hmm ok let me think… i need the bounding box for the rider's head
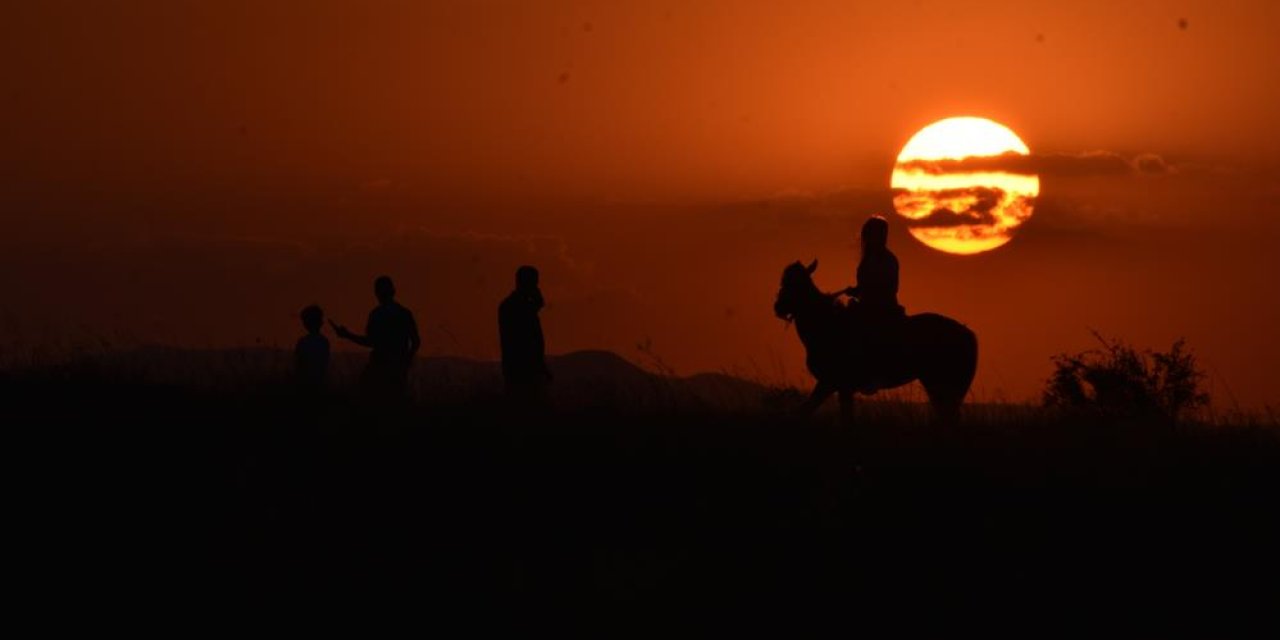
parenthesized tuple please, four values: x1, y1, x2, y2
(515, 265, 540, 291)
(861, 215, 889, 252)
(374, 275, 396, 304)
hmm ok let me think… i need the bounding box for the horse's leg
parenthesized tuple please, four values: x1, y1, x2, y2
(931, 399, 960, 427)
(798, 381, 834, 416)
(836, 388, 867, 471)
(837, 389, 854, 427)
(923, 380, 962, 427)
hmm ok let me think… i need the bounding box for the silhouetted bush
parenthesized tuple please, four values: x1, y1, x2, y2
(1043, 332, 1209, 423)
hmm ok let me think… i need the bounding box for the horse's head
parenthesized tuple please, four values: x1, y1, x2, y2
(774, 259, 820, 321)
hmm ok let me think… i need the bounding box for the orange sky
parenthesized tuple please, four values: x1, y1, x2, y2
(2, 1, 1278, 408)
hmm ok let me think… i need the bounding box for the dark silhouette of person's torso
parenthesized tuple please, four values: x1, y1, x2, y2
(850, 247, 905, 389)
(366, 301, 417, 370)
(330, 277, 419, 401)
(498, 290, 548, 386)
(294, 333, 330, 388)
(855, 248, 900, 315)
(359, 301, 418, 401)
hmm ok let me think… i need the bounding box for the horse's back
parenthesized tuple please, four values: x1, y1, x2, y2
(903, 312, 978, 402)
(906, 311, 973, 338)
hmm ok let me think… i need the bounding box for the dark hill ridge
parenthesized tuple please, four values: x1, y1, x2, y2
(46, 345, 777, 411)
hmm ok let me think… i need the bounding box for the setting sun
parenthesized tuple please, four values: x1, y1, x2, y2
(891, 117, 1040, 255)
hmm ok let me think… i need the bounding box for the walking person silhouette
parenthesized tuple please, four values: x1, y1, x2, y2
(331, 275, 421, 402)
(499, 265, 551, 406)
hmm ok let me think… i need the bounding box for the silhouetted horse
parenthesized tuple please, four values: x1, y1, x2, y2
(773, 260, 977, 425)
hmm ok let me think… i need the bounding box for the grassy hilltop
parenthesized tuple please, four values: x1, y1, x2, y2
(7, 347, 1278, 625)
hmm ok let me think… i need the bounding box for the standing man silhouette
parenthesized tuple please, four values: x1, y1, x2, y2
(499, 265, 551, 404)
(331, 275, 421, 401)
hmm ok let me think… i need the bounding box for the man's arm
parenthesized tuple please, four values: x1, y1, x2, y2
(328, 320, 373, 348)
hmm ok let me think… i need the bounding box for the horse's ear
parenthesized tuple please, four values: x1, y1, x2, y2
(806, 259, 818, 274)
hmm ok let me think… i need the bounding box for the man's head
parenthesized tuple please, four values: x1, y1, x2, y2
(515, 265, 539, 291)
(300, 305, 324, 333)
(861, 215, 889, 251)
(374, 275, 396, 303)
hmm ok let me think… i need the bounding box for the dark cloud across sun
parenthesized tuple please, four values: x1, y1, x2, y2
(895, 151, 1178, 178)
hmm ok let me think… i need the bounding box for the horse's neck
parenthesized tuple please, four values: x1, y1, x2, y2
(794, 299, 838, 348)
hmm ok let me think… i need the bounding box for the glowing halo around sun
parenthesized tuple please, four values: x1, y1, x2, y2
(890, 117, 1040, 255)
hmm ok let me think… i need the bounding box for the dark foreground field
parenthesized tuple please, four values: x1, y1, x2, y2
(9, 365, 1279, 629)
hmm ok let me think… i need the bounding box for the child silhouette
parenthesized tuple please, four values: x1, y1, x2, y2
(295, 304, 330, 390)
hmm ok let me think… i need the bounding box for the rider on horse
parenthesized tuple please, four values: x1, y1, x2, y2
(842, 216, 905, 392)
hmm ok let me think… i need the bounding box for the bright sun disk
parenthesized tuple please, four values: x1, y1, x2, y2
(890, 116, 1040, 255)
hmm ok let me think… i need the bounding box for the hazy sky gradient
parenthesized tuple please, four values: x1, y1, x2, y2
(2, 1, 1278, 408)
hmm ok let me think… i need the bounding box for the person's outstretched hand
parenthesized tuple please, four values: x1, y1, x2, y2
(328, 320, 352, 339)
